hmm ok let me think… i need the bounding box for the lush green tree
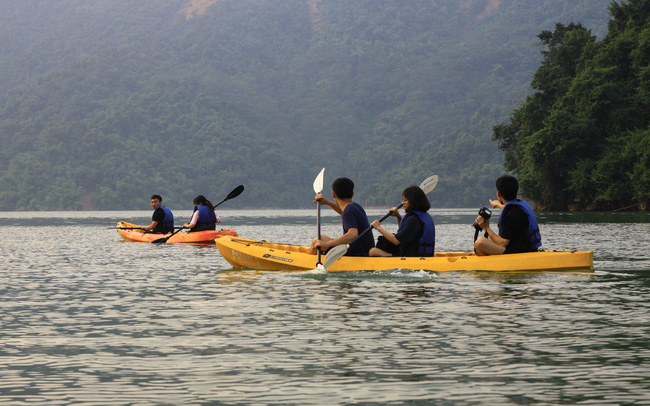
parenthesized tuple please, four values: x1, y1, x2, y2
(493, 0, 650, 210)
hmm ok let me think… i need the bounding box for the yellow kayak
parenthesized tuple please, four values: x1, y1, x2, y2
(215, 236, 593, 272)
(117, 221, 237, 244)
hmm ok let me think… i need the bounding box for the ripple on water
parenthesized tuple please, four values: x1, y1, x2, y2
(0, 211, 649, 404)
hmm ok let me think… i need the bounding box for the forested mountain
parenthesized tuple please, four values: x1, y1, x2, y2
(493, 0, 650, 211)
(0, 0, 611, 210)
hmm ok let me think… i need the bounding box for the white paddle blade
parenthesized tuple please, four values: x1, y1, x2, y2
(313, 168, 325, 194)
(419, 175, 439, 194)
(322, 244, 348, 270)
(307, 263, 328, 274)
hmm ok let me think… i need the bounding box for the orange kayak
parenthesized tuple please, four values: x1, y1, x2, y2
(116, 221, 237, 244)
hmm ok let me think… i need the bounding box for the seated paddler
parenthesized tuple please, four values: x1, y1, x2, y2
(474, 175, 542, 256)
(310, 177, 375, 256)
(369, 185, 435, 257)
(183, 195, 221, 232)
(141, 194, 175, 234)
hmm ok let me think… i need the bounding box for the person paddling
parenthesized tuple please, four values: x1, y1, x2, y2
(310, 177, 375, 257)
(183, 195, 221, 232)
(369, 186, 435, 257)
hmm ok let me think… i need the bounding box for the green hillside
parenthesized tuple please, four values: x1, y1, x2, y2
(0, 0, 611, 210)
(494, 0, 650, 210)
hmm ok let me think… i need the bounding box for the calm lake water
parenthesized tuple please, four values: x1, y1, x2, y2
(1, 208, 649, 405)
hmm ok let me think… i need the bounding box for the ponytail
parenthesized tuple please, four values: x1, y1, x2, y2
(193, 195, 214, 211)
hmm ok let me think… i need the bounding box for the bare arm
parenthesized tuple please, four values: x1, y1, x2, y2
(316, 228, 358, 250)
(489, 199, 504, 209)
(183, 211, 200, 229)
(315, 193, 342, 215)
(141, 221, 158, 231)
(371, 220, 399, 245)
(476, 216, 509, 247)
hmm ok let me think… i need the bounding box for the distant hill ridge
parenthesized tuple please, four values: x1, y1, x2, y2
(0, 0, 612, 210)
(181, 0, 219, 19)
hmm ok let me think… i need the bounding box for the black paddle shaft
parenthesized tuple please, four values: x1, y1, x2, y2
(352, 202, 404, 244)
(214, 185, 244, 208)
(152, 226, 185, 244)
(316, 200, 322, 265)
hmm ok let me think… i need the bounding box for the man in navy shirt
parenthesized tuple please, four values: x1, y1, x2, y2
(310, 177, 375, 256)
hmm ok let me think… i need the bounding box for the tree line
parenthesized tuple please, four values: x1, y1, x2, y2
(493, 0, 650, 210)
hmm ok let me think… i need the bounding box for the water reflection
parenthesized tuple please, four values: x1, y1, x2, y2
(0, 210, 649, 404)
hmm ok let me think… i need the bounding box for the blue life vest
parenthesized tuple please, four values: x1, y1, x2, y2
(159, 206, 174, 231)
(497, 200, 542, 250)
(194, 205, 217, 231)
(400, 210, 436, 256)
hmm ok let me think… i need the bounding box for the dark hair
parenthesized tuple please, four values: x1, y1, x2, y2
(402, 186, 430, 212)
(151, 194, 162, 202)
(332, 177, 354, 199)
(496, 175, 518, 201)
(193, 195, 215, 211)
